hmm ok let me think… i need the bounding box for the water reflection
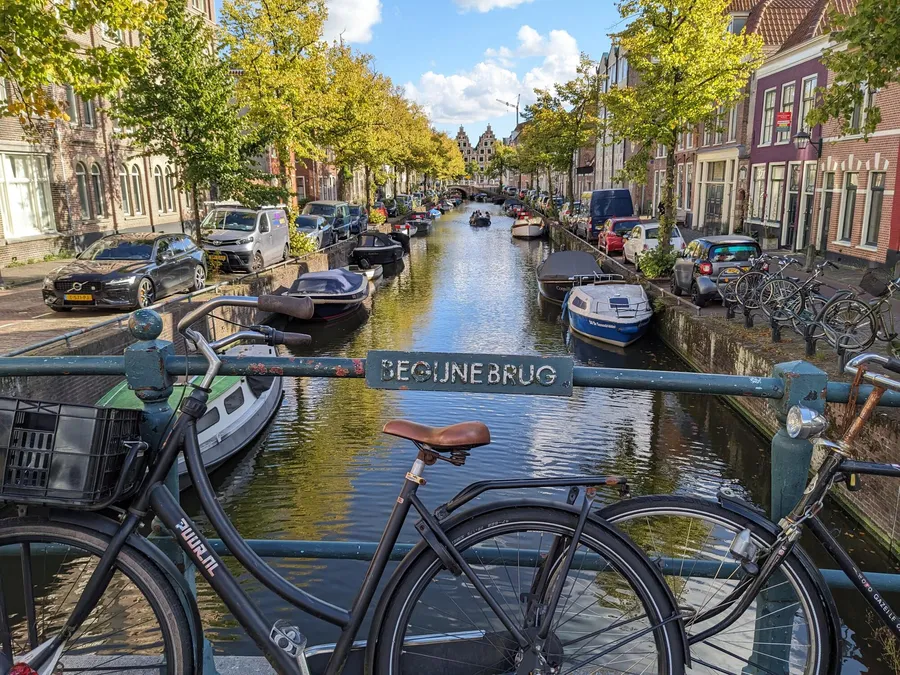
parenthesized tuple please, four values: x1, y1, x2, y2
(186, 203, 896, 671)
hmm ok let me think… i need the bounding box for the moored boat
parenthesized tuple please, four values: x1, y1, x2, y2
(563, 275, 653, 347)
(351, 231, 404, 266)
(511, 214, 545, 239)
(97, 344, 282, 489)
(287, 268, 369, 320)
(392, 221, 418, 237)
(536, 250, 602, 303)
(343, 263, 383, 282)
(406, 213, 433, 234)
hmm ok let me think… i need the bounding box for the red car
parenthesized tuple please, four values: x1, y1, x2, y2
(372, 201, 388, 220)
(597, 217, 642, 254)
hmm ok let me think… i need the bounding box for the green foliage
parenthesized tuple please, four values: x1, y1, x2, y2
(807, 0, 900, 138)
(0, 0, 162, 128)
(369, 208, 386, 225)
(464, 160, 480, 178)
(637, 247, 678, 278)
(485, 141, 517, 184)
(289, 229, 318, 257)
(397, 202, 409, 216)
(602, 0, 763, 254)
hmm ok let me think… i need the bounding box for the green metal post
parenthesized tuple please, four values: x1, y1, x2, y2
(744, 360, 827, 674)
(124, 310, 219, 675)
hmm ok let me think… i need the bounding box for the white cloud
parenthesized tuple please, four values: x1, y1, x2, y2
(455, 0, 535, 12)
(323, 0, 382, 44)
(404, 26, 580, 125)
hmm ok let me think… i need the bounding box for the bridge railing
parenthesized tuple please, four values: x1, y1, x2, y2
(0, 312, 897, 672)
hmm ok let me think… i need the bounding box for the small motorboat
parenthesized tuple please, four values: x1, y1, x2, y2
(428, 208, 442, 219)
(97, 344, 282, 490)
(511, 213, 545, 239)
(287, 268, 369, 320)
(470, 213, 491, 227)
(563, 275, 653, 347)
(393, 220, 418, 237)
(536, 250, 602, 303)
(343, 263, 383, 282)
(406, 213, 433, 234)
(352, 231, 404, 266)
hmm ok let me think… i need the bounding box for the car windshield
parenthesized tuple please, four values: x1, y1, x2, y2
(643, 227, 680, 241)
(349, 206, 362, 216)
(710, 243, 761, 262)
(201, 209, 257, 232)
(295, 216, 321, 231)
(304, 203, 336, 217)
(611, 220, 639, 234)
(80, 237, 154, 261)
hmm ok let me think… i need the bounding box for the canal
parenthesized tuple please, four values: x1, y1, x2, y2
(186, 202, 898, 672)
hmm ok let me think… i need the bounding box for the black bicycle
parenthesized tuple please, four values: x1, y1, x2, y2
(602, 352, 900, 674)
(0, 294, 687, 675)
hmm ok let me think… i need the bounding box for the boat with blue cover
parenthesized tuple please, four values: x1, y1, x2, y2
(563, 275, 653, 347)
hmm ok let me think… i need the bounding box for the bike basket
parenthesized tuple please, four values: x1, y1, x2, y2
(860, 267, 892, 297)
(0, 398, 145, 509)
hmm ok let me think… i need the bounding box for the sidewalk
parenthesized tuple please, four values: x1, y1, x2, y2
(0, 258, 76, 289)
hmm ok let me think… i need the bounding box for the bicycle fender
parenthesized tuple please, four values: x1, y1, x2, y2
(717, 496, 842, 675)
(50, 509, 205, 674)
(364, 498, 690, 672)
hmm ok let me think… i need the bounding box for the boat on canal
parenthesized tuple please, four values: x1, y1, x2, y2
(406, 213, 433, 234)
(536, 250, 602, 303)
(511, 213, 545, 239)
(351, 231, 405, 267)
(470, 212, 491, 227)
(343, 263, 383, 282)
(392, 220, 418, 237)
(97, 343, 282, 489)
(286, 268, 369, 320)
(562, 275, 653, 347)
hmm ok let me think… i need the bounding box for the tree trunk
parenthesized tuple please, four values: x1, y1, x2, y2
(660, 148, 677, 255)
(567, 155, 575, 205)
(278, 156, 289, 191)
(546, 167, 552, 197)
(364, 165, 371, 208)
(191, 183, 201, 242)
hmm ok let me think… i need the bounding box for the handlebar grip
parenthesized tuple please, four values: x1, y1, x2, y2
(884, 357, 900, 375)
(271, 330, 312, 347)
(828, 261, 840, 269)
(258, 295, 314, 320)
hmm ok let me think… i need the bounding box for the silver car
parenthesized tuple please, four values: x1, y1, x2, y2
(201, 205, 290, 272)
(295, 214, 334, 249)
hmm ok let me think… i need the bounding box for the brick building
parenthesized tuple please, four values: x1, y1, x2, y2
(0, 0, 216, 266)
(455, 125, 497, 173)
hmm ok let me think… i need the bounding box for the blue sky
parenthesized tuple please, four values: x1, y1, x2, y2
(216, 0, 619, 140)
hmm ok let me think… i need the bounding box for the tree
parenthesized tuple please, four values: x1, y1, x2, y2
(0, 0, 162, 128)
(221, 0, 329, 186)
(115, 0, 265, 238)
(516, 122, 555, 193)
(464, 160, 480, 179)
(807, 0, 900, 138)
(485, 140, 517, 186)
(602, 0, 762, 264)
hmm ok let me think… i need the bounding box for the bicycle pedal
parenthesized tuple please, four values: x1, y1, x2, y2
(270, 621, 311, 674)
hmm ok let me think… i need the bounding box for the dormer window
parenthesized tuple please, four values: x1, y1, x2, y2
(728, 14, 748, 34)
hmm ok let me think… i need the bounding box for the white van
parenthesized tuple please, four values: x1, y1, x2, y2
(201, 205, 290, 272)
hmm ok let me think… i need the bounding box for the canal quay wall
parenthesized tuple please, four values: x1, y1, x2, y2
(549, 223, 900, 552)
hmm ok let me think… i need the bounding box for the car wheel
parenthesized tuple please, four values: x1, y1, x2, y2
(283, 244, 290, 262)
(690, 282, 707, 308)
(137, 278, 155, 308)
(50, 306, 73, 312)
(251, 251, 264, 272)
(189, 264, 206, 292)
(670, 275, 683, 296)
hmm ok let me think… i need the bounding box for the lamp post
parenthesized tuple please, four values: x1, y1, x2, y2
(792, 131, 822, 158)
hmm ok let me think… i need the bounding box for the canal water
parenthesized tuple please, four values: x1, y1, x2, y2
(187, 202, 898, 672)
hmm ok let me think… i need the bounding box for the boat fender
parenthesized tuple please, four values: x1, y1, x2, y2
(560, 290, 571, 322)
(248, 375, 275, 397)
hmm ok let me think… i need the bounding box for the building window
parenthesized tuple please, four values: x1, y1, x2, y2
(766, 165, 786, 222)
(760, 88, 776, 146)
(75, 162, 91, 219)
(776, 83, 795, 144)
(750, 165, 766, 219)
(728, 106, 738, 142)
(676, 163, 684, 209)
(154, 166, 164, 214)
(164, 166, 175, 212)
(656, 144, 665, 158)
(715, 106, 726, 145)
(676, 130, 684, 151)
(799, 76, 817, 134)
(66, 86, 80, 125)
(864, 172, 886, 247)
(83, 98, 95, 127)
(729, 14, 748, 33)
(686, 166, 693, 209)
(840, 172, 858, 241)
(0, 77, 7, 104)
(91, 164, 104, 217)
(119, 165, 132, 216)
(130, 165, 144, 215)
(686, 126, 694, 150)
(703, 121, 713, 147)
(0, 153, 56, 239)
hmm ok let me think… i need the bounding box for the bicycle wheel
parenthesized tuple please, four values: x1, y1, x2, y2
(716, 276, 738, 305)
(759, 278, 803, 323)
(819, 298, 877, 351)
(601, 496, 837, 675)
(374, 505, 686, 674)
(792, 293, 828, 339)
(734, 272, 767, 309)
(0, 517, 193, 673)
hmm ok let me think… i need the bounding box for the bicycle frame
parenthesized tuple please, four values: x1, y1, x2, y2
(28, 386, 633, 675)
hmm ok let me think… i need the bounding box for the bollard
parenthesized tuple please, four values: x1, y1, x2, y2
(804, 323, 817, 357)
(744, 304, 754, 328)
(770, 315, 781, 343)
(725, 300, 736, 320)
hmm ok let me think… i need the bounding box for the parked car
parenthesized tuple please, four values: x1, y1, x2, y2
(672, 235, 762, 306)
(349, 205, 369, 235)
(303, 200, 352, 240)
(43, 232, 206, 312)
(622, 222, 685, 266)
(372, 201, 389, 220)
(382, 199, 399, 217)
(597, 217, 642, 254)
(295, 214, 334, 249)
(580, 189, 635, 241)
(201, 204, 290, 272)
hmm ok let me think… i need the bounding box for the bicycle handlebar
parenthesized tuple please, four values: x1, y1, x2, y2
(845, 354, 900, 391)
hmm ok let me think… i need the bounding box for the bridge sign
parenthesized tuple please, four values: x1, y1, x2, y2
(366, 351, 574, 397)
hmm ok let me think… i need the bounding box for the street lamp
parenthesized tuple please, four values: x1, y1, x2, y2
(792, 130, 822, 157)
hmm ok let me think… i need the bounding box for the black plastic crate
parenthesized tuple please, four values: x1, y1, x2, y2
(0, 398, 145, 509)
